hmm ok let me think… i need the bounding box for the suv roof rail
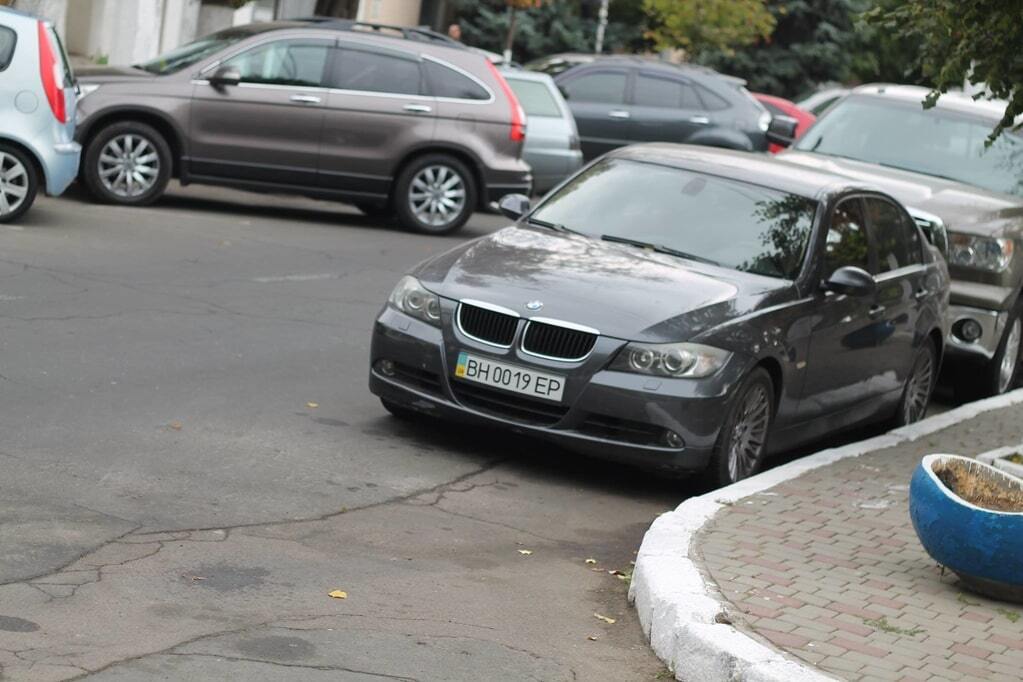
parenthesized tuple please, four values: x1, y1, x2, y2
(293, 16, 465, 49)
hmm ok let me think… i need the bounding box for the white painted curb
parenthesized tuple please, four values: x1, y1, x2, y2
(629, 389, 1023, 681)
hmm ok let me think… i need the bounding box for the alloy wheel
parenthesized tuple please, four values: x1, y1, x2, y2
(902, 346, 934, 424)
(998, 317, 1021, 393)
(727, 384, 770, 482)
(0, 152, 29, 217)
(98, 134, 160, 198)
(408, 165, 466, 228)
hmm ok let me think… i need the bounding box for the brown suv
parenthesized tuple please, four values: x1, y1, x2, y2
(73, 20, 531, 234)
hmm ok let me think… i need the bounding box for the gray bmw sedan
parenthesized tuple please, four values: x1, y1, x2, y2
(369, 145, 950, 486)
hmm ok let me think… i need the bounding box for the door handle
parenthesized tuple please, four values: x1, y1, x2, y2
(868, 304, 887, 319)
(914, 288, 930, 301)
(403, 103, 433, 113)
(290, 94, 322, 104)
(688, 115, 710, 125)
(608, 109, 631, 119)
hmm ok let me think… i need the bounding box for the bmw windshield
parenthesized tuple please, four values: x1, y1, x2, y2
(529, 158, 818, 280)
(796, 95, 1023, 198)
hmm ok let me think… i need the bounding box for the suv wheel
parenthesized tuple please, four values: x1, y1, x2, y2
(956, 309, 1022, 401)
(394, 154, 476, 235)
(0, 145, 38, 223)
(83, 121, 171, 206)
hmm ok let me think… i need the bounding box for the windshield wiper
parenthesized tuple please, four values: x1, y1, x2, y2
(527, 216, 572, 233)
(600, 234, 719, 266)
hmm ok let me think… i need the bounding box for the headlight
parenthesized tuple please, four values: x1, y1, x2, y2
(388, 276, 441, 326)
(609, 341, 731, 378)
(949, 234, 1014, 272)
(758, 110, 771, 132)
(77, 83, 101, 99)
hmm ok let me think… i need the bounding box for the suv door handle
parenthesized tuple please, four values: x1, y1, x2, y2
(914, 288, 930, 301)
(290, 94, 322, 104)
(868, 304, 887, 319)
(403, 103, 433, 113)
(608, 109, 631, 119)
(688, 115, 710, 125)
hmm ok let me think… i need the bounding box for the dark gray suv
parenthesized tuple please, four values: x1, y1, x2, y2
(74, 20, 532, 234)
(552, 58, 770, 160)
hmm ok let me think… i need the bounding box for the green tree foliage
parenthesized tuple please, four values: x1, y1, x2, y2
(849, 0, 927, 86)
(454, 0, 647, 63)
(867, 0, 1023, 141)
(643, 0, 775, 56)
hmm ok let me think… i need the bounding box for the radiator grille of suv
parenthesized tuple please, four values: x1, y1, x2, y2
(522, 321, 597, 361)
(457, 303, 518, 347)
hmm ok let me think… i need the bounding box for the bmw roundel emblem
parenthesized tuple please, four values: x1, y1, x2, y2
(525, 300, 544, 311)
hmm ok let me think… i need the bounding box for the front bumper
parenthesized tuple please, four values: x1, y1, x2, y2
(368, 307, 737, 472)
(945, 305, 1007, 361)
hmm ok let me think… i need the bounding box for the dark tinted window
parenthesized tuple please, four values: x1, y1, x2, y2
(633, 74, 704, 110)
(562, 71, 627, 104)
(225, 40, 329, 87)
(531, 159, 818, 280)
(506, 78, 561, 117)
(825, 199, 870, 276)
(697, 85, 730, 111)
(423, 60, 488, 100)
(865, 198, 922, 272)
(0, 27, 15, 72)
(333, 48, 421, 95)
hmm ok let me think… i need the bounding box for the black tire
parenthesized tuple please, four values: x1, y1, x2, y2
(393, 154, 476, 235)
(355, 202, 393, 219)
(0, 144, 39, 223)
(82, 121, 172, 206)
(892, 338, 937, 427)
(703, 368, 774, 489)
(380, 398, 419, 421)
(959, 308, 1023, 401)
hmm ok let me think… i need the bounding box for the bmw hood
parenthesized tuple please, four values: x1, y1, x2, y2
(413, 226, 783, 343)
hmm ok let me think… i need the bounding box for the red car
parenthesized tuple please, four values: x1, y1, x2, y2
(753, 93, 816, 154)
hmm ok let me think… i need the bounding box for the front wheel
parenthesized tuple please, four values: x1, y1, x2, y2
(393, 154, 476, 235)
(703, 368, 774, 489)
(0, 145, 38, 223)
(82, 121, 172, 206)
(893, 339, 937, 427)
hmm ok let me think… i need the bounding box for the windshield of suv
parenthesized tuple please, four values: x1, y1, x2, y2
(796, 95, 1023, 197)
(135, 28, 254, 75)
(530, 159, 818, 280)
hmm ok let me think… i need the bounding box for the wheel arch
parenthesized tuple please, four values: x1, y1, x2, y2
(392, 144, 486, 209)
(0, 135, 46, 187)
(78, 108, 185, 178)
(754, 355, 784, 415)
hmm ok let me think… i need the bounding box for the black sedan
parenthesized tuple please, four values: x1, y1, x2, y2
(369, 145, 950, 486)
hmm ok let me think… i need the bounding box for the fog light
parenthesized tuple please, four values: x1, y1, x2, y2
(664, 430, 684, 448)
(956, 319, 983, 342)
(378, 359, 396, 377)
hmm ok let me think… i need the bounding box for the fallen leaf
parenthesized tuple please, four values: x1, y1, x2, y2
(306, 402, 319, 409)
(168, 421, 183, 431)
(585, 558, 597, 565)
(593, 613, 616, 625)
(587, 635, 598, 641)
(328, 589, 347, 599)
(517, 549, 533, 556)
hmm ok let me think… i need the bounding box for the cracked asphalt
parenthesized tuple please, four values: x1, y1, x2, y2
(0, 184, 682, 681)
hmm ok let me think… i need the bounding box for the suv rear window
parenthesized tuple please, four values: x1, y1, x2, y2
(423, 60, 489, 100)
(0, 26, 16, 72)
(506, 78, 560, 117)
(333, 48, 422, 95)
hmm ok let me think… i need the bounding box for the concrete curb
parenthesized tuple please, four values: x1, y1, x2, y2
(629, 389, 1023, 681)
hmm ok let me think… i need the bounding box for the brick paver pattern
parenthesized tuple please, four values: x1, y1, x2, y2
(698, 404, 1023, 681)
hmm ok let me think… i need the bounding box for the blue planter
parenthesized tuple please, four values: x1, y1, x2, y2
(909, 454, 1023, 603)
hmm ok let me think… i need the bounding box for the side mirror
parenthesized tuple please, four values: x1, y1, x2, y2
(498, 193, 531, 221)
(209, 66, 241, 88)
(823, 266, 876, 297)
(766, 115, 799, 148)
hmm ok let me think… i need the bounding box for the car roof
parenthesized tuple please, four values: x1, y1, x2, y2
(851, 83, 1010, 121)
(607, 144, 878, 199)
(565, 56, 739, 82)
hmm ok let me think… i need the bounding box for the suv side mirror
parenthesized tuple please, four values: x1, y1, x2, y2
(498, 193, 531, 220)
(823, 266, 876, 297)
(209, 66, 241, 88)
(766, 115, 799, 148)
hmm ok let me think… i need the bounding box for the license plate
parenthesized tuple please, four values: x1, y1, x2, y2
(454, 352, 565, 402)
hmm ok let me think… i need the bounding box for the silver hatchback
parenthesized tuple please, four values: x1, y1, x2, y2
(503, 70, 582, 194)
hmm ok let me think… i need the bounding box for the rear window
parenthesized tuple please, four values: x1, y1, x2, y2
(333, 48, 422, 95)
(423, 60, 489, 100)
(0, 26, 16, 72)
(506, 78, 560, 117)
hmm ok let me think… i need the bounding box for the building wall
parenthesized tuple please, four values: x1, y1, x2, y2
(11, 0, 67, 35)
(356, 0, 421, 26)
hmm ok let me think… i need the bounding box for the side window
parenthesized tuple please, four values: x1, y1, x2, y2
(562, 71, 627, 104)
(332, 48, 422, 95)
(824, 199, 870, 277)
(506, 79, 561, 117)
(633, 74, 705, 110)
(864, 198, 923, 272)
(423, 60, 488, 100)
(223, 40, 329, 87)
(696, 85, 730, 111)
(0, 26, 16, 72)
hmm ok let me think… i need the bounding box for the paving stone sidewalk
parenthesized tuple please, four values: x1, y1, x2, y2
(697, 403, 1023, 681)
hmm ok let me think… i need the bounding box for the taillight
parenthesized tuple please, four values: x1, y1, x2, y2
(37, 21, 66, 124)
(486, 61, 526, 143)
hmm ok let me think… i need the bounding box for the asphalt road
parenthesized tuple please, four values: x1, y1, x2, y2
(0, 184, 681, 681)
